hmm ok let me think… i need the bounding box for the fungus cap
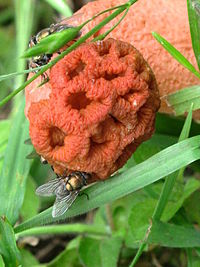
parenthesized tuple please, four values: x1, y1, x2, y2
(26, 39, 160, 181)
(72, 0, 200, 119)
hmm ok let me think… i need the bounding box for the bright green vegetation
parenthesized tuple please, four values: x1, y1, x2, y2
(0, 0, 200, 266)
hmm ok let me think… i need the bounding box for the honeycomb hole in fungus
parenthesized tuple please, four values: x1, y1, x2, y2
(68, 61, 86, 79)
(49, 127, 66, 148)
(67, 92, 92, 110)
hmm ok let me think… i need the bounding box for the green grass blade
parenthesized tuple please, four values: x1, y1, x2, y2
(186, 248, 194, 267)
(0, 255, 5, 267)
(148, 220, 200, 248)
(0, 120, 10, 171)
(0, 67, 43, 82)
(152, 32, 200, 79)
(129, 105, 193, 266)
(0, 100, 32, 225)
(187, 0, 200, 70)
(44, 0, 72, 17)
(15, 224, 109, 239)
(15, 136, 200, 233)
(14, 0, 36, 108)
(167, 85, 200, 116)
(153, 104, 193, 217)
(0, 216, 21, 266)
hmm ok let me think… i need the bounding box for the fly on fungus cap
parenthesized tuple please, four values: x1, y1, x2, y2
(27, 39, 160, 181)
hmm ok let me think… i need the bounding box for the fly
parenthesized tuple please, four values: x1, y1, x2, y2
(28, 14, 82, 71)
(36, 171, 90, 217)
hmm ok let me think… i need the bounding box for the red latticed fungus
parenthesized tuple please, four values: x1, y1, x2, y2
(26, 38, 160, 182)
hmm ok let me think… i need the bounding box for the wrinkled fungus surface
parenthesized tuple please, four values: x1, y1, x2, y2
(72, 0, 200, 118)
(27, 39, 160, 181)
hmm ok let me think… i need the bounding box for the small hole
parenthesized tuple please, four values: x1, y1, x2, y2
(69, 61, 85, 79)
(104, 72, 118, 81)
(109, 114, 120, 124)
(49, 127, 65, 148)
(67, 92, 91, 110)
(122, 90, 134, 100)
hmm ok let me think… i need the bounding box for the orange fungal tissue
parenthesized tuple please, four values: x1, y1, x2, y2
(26, 39, 160, 181)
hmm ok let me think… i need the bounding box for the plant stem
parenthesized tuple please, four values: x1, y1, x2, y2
(0, 0, 139, 108)
(92, 7, 129, 42)
(129, 243, 146, 267)
(15, 223, 110, 239)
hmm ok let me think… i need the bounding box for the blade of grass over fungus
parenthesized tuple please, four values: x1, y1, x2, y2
(14, 0, 35, 108)
(167, 85, 200, 115)
(92, 7, 129, 42)
(187, 0, 200, 70)
(44, 0, 72, 17)
(0, 216, 21, 267)
(0, 0, 138, 107)
(0, 100, 32, 225)
(129, 105, 193, 267)
(15, 224, 109, 239)
(0, 67, 45, 82)
(152, 32, 200, 79)
(15, 135, 200, 233)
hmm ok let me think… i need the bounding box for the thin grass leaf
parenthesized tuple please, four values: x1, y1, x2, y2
(44, 0, 72, 17)
(0, 100, 32, 225)
(148, 220, 200, 248)
(15, 136, 200, 233)
(0, 216, 21, 266)
(0, 67, 43, 82)
(186, 248, 194, 267)
(20, 176, 40, 221)
(15, 224, 108, 239)
(14, 0, 36, 107)
(187, 0, 200, 70)
(129, 105, 193, 266)
(0, 120, 10, 171)
(167, 85, 200, 115)
(0, 255, 5, 267)
(152, 32, 200, 79)
(92, 7, 129, 42)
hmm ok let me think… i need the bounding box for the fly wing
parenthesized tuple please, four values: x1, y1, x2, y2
(52, 191, 79, 217)
(36, 178, 62, 196)
(55, 13, 83, 28)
